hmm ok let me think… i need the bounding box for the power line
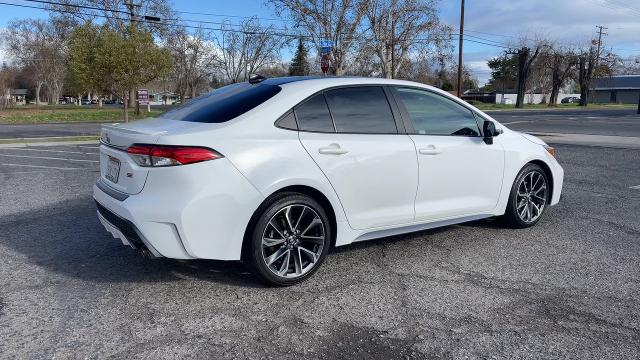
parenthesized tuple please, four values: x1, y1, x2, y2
(2, 0, 517, 48)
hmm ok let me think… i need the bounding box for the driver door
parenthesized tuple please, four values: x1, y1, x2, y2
(390, 87, 505, 221)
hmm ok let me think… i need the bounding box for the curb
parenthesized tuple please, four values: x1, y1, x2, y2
(482, 106, 637, 112)
(0, 136, 99, 148)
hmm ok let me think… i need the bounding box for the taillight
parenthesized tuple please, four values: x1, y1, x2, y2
(127, 144, 223, 167)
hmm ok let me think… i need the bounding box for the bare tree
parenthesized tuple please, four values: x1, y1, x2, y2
(211, 20, 283, 84)
(270, 0, 368, 75)
(543, 45, 577, 106)
(166, 27, 217, 101)
(0, 63, 18, 109)
(362, 0, 450, 79)
(578, 47, 596, 106)
(3, 18, 68, 105)
(514, 41, 545, 108)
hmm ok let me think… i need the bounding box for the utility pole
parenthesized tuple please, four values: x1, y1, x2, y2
(390, 11, 395, 79)
(591, 25, 607, 105)
(125, 0, 140, 117)
(594, 25, 608, 67)
(456, 0, 465, 97)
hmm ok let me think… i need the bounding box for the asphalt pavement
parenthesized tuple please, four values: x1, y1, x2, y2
(1, 107, 638, 140)
(0, 110, 639, 358)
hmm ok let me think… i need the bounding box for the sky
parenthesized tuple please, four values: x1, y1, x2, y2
(0, 0, 639, 85)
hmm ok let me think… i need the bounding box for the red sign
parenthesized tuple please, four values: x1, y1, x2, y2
(137, 89, 149, 105)
(320, 54, 330, 74)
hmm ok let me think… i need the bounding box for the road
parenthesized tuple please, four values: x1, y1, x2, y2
(490, 108, 640, 137)
(0, 111, 639, 358)
(1, 107, 638, 140)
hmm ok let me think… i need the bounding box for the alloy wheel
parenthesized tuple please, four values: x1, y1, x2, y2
(261, 204, 326, 278)
(516, 170, 547, 223)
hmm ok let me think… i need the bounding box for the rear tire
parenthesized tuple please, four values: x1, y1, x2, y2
(246, 193, 331, 286)
(502, 164, 549, 228)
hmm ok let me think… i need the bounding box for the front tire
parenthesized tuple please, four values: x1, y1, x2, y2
(503, 164, 549, 228)
(246, 193, 331, 286)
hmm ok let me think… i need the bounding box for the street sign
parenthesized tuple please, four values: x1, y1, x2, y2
(137, 89, 149, 105)
(319, 39, 333, 55)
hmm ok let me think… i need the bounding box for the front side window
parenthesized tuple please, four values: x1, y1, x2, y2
(294, 93, 335, 132)
(324, 87, 397, 134)
(392, 87, 480, 136)
(161, 83, 281, 123)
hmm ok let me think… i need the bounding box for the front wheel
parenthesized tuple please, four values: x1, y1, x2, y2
(246, 193, 331, 286)
(502, 164, 549, 228)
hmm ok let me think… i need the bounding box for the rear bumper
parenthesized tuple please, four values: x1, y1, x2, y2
(95, 201, 163, 258)
(93, 158, 264, 260)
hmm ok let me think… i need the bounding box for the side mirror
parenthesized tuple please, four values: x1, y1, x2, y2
(483, 120, 497, 145)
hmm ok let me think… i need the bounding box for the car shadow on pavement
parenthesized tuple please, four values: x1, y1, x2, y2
(0, 194, 513, 287)
(0, 195, 266, 288)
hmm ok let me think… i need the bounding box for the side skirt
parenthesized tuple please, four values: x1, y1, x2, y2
(352, 214, 492, 243)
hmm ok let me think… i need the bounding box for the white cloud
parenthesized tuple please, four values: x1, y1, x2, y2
(441, 0, 640, 84)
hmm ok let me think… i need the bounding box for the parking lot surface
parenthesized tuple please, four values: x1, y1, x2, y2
(1, 113, 639, 358)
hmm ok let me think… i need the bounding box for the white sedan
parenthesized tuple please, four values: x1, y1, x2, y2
(94, 76, 563, 286)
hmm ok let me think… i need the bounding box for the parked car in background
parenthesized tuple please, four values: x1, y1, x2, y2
(561, 96, 580, 104)
(81, 99, 92, 105)
(94, 76, 564, 286)
(58, 98, 68, 104)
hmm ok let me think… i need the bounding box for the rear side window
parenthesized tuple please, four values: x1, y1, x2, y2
(160, 83, 281, 123)
(294, 93, 335, 132)
(324, 87, 397, 134)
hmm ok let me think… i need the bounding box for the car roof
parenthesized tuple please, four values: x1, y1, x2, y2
(267, 76, 441, 91)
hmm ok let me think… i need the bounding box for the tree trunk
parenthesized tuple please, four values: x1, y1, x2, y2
(129, 88, 136, 108)
(579, 56, 588, 107)
(124, 92, 129, 122)
(515, 49, 528, 108)
(35, 82, 43, 106)
(99, 98, 103, 107)
(549, 67, 560, 107)
(77, 94, 82, 106)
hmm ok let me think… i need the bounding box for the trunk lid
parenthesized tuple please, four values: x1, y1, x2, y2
(98, 118, 207, 195)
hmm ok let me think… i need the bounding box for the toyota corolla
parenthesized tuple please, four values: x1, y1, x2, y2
(93, 76, 563, 286)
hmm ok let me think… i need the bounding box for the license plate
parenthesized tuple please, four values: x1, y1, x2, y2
(105, 156, 121, 183)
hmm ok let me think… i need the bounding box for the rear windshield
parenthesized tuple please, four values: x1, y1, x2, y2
(160, 83, 281, 123)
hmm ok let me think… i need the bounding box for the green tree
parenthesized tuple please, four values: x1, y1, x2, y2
(441, 80, 453, 91)
(99, 26, 172, 121)
(68, 23, 172, 121)
(487, 53, 518, 92)
(68, 22, 103, 105)
(288, 38, 310, 76)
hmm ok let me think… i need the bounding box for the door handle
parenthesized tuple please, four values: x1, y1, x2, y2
(418, 145, 441, 155)
(318, 143, 349, 155)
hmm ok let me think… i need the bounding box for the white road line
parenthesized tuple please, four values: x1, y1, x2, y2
(1, 163, 81, 170)
(75, 145, 100, 149)
(0, 154, 99, 163)
(630, 185, 640, 190)
(0, 147, 97, 155)
(503, 120, 535, 125)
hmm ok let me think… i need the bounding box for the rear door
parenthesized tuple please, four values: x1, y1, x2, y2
(390, 87, 504, 221)
(297, 86, 418, 230)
